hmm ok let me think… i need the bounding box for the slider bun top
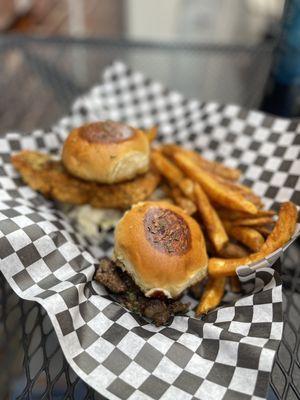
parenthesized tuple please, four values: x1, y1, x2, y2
(114, 201, 208, 299)
(62, 121, 150, 184)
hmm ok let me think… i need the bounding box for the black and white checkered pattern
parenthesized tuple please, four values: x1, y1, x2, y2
(0, 61, 299, 400)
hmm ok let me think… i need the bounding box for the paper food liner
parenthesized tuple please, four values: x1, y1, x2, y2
(0, 61, 299, 400)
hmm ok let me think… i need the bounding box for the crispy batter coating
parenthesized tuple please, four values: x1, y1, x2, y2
(11, 151, 161, 209)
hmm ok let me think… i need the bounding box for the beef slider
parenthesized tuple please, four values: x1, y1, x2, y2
(94, 258, 189, 326)
(114, 201, 208, 298)
(62, 121, 150, 184)
(95, 201, 208, 325)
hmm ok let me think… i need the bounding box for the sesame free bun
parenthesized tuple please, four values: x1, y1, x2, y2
(62, 121, 150, 184)
(114, 201, 208, 298)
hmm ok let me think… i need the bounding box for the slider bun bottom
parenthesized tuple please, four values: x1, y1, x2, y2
(62, 128, 150, 184)
(114, 201, 208, 298)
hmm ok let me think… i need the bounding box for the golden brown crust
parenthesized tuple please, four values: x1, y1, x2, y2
(208, 202, 298, 277)
(62, 121, 150, 184)
(114, 201, 208, 298)
(11, 150, 160, 209)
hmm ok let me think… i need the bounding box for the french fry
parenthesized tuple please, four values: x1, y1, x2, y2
(243, 193, 264, 208)
(151, 150, 184, 184)
(151, 150, 195, 199)
(195, 277, 226, 316)
(178, 178, 195, 200)
(208, 202, 298, 277)
(216, 209, 244, 220)
(214, 176, 264, 208)
(217, 208, 275, 220)
(146, 126, 158, 142)
(218, 242, 249, 258)
(214, 174, 257, 195)
(162, 144, 241, 181)
(160, 144, 182, 158)
(194, 183, 228, 251)
(260, 202, 298, 252)
(230, 217, 274, 227)
(169, 186, 197, 215)
(258, 211, 276, 218)
(224, 181, 253, 194)
(173, 152, 258, 214)
(255, 225, 273, 237)
(223, 223, 265, 252)
(230, 276, 241, 293)
(219, 185, 263, 208)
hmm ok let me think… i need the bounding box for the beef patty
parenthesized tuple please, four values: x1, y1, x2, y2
(94, 258, 190, 326)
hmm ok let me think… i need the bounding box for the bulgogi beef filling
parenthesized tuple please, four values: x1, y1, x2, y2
(94, 258, 190, 326)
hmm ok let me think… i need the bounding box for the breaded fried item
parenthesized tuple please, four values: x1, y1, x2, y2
(11, 151, 161, 209)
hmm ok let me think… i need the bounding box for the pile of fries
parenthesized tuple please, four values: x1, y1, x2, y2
(151, 144, 298, 316)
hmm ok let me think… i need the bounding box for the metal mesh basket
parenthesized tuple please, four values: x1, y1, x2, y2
(1, 243, 299, 399)
(0, 36, 299, 400)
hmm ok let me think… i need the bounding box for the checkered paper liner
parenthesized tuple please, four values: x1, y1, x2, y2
(0, 61, 300, 400)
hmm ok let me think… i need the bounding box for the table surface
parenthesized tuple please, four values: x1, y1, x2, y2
(0, 35, 299, 400)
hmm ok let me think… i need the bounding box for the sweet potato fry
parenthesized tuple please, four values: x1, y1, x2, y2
(218, 242, 249, 258)
(194, 183, 228, 251)
(208, 202, 298, 277)
(223, 223, 265, 252)
(230, 217, 274, 227)
(230, 276, 241, 293)
(174, 152, 258, 214)
(195, 277, 226, 316)
(162, 144, 241, 181)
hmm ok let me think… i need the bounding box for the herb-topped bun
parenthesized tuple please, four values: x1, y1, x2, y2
(114, 201, 208, 299)
(62, 121, 150, 184)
